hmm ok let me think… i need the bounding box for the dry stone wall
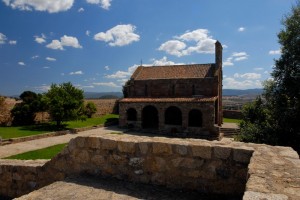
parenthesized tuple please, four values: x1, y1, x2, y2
(0, 134, 299, 199)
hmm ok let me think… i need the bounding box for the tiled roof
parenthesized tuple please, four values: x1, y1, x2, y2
(119, 97, 218, 103)
(131, 64, 215, 80)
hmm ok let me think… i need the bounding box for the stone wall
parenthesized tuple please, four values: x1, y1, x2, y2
(223, 110, 242, 119)
(0, 134, 299, 199)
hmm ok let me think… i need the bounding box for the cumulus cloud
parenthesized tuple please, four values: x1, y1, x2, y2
(69, 71, 83, 75)
(104, 66, 110, 70)
(151, 56, 184, 66)
(46, 57, 56, 61)
(69, 70, 83, 75)
(93, 82, 119, 88)
(254, 67, 264, 71)
(234, 73, 261, 79)
(9, 40, 17, 45)
(3, 0, 74, 13)
(223, 52, 249, 67)
(106, 71, 131, 79)
(0, 33, 7, 44)
(86, 30, 90, 36)
(78, 7, 84, 12)
(94, 24, 140, 47)
(223, 77, 262, 89)
(34, 84, 50, 92)
(86, 0, 112, 10)
(18, 61, 25, 66)
(34, 34, 46, 44)
(31, 55, 39, 59)
(46, 35, 82, 50)
(158, 29, 216, 57)
(269, 49, 281, 55)
(238, 27, 246, 32)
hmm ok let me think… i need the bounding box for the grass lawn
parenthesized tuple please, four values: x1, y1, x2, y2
(5, 143, 67, 160)
(223, 118, 242, 124)
(0, 114, 119, 139)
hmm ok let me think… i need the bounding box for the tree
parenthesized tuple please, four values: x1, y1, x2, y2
(84, 102, 97, 118)
(44, 82, 84, 127)
(239, 2, 300, 152)
(11, 91, 42, 125)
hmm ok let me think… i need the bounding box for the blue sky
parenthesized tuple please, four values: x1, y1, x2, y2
(0, 0, 296, 96)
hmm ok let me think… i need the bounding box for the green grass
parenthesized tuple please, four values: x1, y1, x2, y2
(5, 143, 67, 160)
(0, 114, 119, 139)
(223, 118, 242, 124)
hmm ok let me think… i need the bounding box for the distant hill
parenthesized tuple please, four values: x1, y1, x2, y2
(84, 92, 123, 99)
(223, 89, 263, 96)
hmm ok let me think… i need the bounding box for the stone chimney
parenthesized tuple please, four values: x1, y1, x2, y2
(215, 40, 222, 69)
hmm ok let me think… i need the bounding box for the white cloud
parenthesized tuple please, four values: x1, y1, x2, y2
(86, 0, 112, 10)
(69, 70, 83, 75)
(223, 77, 262, 89)
(34, 84, 50, 92)
(254, 67, 264, 71)
(34, 34, 46, 44)
(78, 7, 84, 12)
(60, 35, 82, 48)
(234, 73, 261, 79)
(104, 66, 110, 70)
(86, 30, 90, 36)
(46, 35, 82, 50)
(158, 40, 186, 57)
(31, 55, 39, 59)
(18, 61, 25, 66)
(223, 57, 234, 66)
(238, 27, 246, 32)
(43, 66, 50, 69)
(269, 49, 281, 55)
(93, 82, 119, 88)
(0, 33, 7, 44)
(9, 40, 17, 45)
(94, 24, 140, 47)
(151, 56, 184, 66)
(46, 57, 56, 61)
(3, 0, 74, 13)
(106, 71, 131, 79)
(158, 29, 216, 57)
(46, 39, 64, 50)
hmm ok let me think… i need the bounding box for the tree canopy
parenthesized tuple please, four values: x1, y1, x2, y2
(44, 82, 84, 127)
(239, 2, 300, 152)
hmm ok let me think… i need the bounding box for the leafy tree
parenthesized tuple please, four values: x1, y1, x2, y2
(239, 2, 300, 152)
(84, 102, 97, 118)
(44, 82, 84, 127)
(11, 91, 42, 125)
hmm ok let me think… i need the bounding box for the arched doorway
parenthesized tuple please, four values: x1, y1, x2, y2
(165, 106, 182, 125)
(127, 108, 137, 121)
(188, 109, 202, 127)
(142, 105, 159, 129)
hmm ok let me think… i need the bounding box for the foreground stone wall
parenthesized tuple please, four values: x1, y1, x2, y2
(0, 134, 299, 199)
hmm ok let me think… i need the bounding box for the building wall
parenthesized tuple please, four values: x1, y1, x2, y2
(127, 78, 218, 98)
(119, 101, 220, 139)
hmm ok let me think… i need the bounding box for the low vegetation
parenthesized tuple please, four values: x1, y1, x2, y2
(223, 118, 241, 124)
(5, 143, 67, 160)
(0, 114, 119, 139)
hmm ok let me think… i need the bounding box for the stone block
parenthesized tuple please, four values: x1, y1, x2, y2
(139, 142, 149, 155)
(76, 137, 86, 148)
(233, 147, 253, 164)
(152, 142, 172, 155)
(91, 155, 105, 166)
(213, 146, 232, 159)
(243, 191, 288, 200)
(101, 138, 117, 150)
(118, 141, 136, 153)
(190, 144, 212, 159)
(85, 137, 101, 149)
(174, 144, 188, 156)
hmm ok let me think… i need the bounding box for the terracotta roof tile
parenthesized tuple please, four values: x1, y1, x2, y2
(131, 64, 215, 80)
(119, 97, 218, 103)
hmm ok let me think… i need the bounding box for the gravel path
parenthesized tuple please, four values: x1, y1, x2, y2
(0, 126, 122, 158)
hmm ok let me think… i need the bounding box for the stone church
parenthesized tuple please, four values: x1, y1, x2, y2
(119, 41, 223, 139)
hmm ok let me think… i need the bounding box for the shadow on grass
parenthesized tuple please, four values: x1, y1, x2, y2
(19, 123, 68, 132)
(104, 118, 119, 127)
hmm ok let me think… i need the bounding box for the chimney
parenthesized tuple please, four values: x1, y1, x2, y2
(215, 41, 222, 69)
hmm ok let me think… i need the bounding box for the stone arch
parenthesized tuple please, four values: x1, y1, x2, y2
(165, 106, 182, 125)
(142, 105, 159, 129)
(127, 108, 137, 121)
(188, 109, 202, 127)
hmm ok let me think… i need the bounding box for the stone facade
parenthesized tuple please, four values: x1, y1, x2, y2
(119, 41, 223, 139)
(0, 134, 299, 199)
